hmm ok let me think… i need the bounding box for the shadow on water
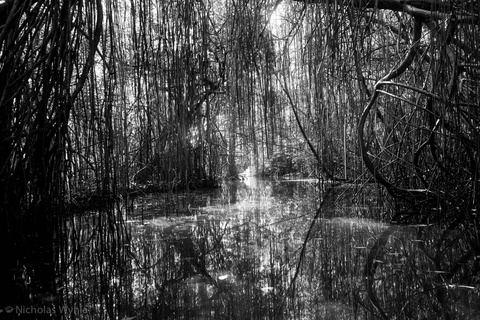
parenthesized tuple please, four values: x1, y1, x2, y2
(60, 178, 480, 319)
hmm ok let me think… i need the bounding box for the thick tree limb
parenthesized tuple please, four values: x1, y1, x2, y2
(293, 0, 479, 24)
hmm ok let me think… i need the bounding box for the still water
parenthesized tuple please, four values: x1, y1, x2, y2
(63, 178, 480, 319)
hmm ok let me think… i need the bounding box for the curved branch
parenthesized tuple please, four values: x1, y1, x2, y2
(281, 82, 342, 181)
(364, 226, 398, 320)
(70, 0, 103, 103)
(358, 17, 427, 197)
(382, 17, 422, 82)
(358, 90, 396, 192)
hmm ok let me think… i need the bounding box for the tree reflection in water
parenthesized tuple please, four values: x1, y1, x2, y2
(61, 179, 480, 319)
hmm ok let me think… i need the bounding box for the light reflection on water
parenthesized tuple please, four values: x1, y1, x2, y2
(121, 178, 375, 319)
(63, 178, 480, 320)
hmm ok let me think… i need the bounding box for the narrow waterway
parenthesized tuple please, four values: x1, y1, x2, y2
(62, 178, 480, 319)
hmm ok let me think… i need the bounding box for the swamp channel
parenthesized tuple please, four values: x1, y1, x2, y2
(46, 178, 479, 319)
(2, 1, 480, 319)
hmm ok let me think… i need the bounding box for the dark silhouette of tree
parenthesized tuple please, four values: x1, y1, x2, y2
(0, 0, 102, 314)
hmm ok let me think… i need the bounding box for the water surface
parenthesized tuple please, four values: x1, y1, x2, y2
(63, 178, 480, 319)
